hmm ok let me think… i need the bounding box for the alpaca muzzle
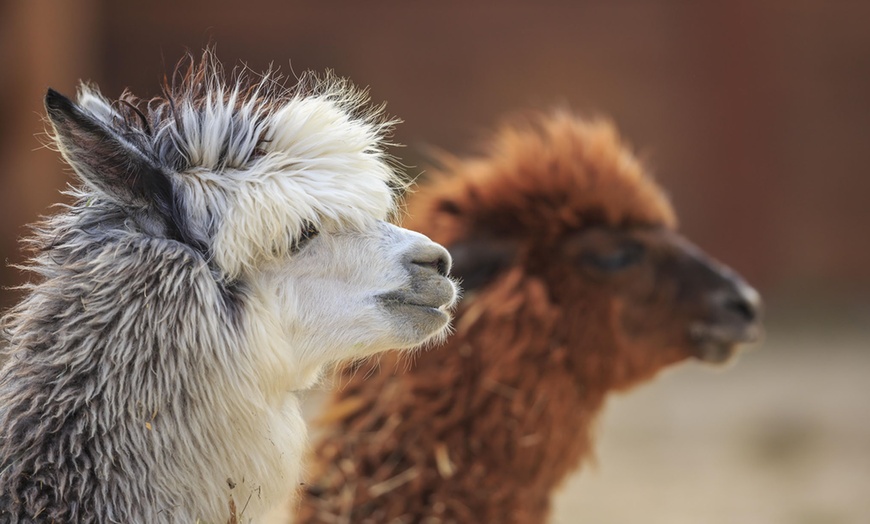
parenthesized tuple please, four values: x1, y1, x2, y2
(393, 240, 457, 308)
(376, 237, 459, 345)
(690, 274, 764, 363)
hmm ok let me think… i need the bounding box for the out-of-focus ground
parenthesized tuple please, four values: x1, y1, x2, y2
(552, 312, 870, 524)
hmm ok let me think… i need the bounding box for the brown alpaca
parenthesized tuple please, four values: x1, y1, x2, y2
(294, 111, 763, 524)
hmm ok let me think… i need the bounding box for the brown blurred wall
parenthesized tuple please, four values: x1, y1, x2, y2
(2, 1, 869, 313)
(0, 0, 101, 308)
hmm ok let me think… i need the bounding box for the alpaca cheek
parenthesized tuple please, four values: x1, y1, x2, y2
(257, 243, 413, 362)
(607, 299, 688, 384)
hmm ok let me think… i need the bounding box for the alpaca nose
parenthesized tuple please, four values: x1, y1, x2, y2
(408, 243, 452, 278)
(710, 278, 763, 325)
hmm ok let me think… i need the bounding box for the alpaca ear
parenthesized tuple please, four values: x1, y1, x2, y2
(45, 88, 170, 209)
(448, 237, 519, 293)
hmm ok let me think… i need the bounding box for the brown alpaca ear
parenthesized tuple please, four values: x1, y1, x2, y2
(448, 237, 519, 293)
(45, 88, 172, 211)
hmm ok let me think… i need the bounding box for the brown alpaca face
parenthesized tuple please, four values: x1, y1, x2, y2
(411, 114, 763, 390)
(550, 226, 763, 383)
(448, 222, 762, 388)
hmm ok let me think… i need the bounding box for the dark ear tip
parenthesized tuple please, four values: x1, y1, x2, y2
(45, 88, 75, 115)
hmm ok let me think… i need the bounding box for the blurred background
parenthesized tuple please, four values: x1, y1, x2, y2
(1, 1, 868, 522)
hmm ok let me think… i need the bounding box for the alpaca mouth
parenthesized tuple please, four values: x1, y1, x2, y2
(378, 272, 458, 311)
(689, 321, 762, 363)
(377, 285, 456, 333)
(377, 292, 453, 315)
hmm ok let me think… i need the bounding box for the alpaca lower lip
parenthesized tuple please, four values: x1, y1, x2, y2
(406, 304, 450, 320)
(377, 290, 453, 312)
(379, 297, 448, 314)
(693, 340, 738, 363)
(378, 294, 452, 340)
(689, 321, 762, 362)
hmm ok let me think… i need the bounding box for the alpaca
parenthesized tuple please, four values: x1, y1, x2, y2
(0, 51, 458, 523)
(295, 111, 763, 523)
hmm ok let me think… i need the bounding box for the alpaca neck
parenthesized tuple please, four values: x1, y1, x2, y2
(461, 340, 607, 519)
(0, 226, 302, 521)
(419, 285, 612, 521)
(303, 277, 618, 523)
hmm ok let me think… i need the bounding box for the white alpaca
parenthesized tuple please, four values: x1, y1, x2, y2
(0, 51, 457, 523)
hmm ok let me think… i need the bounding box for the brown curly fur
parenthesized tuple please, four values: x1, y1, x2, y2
(293, 111, 760, 524)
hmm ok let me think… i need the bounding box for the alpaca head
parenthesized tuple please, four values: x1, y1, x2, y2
(43, 52, 458, 385)
(407, 111, 761, 390)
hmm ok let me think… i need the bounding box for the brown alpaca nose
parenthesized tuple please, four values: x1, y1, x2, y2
(710, 278, 763, 325)
(721, 290, 759, 323)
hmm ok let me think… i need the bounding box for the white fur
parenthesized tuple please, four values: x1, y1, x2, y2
(0, 56, 457, 523)
(154, 82, 455, 520)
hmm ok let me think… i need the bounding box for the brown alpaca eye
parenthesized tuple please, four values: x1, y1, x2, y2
(584, 243, 645, 271)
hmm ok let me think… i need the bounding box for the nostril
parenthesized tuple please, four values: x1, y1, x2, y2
(435, 256, 449, 277)
(715, 280, 763, 323)
(725, 295, 757, 322)
(413, 254, 450, 278)
(407, 242, 452, 278)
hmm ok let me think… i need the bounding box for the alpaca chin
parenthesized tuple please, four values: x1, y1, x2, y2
(381, 301, 455, 348)
(376, 279, 459, 348)
(694, 340, 740, 363)
(690, 320, 764, 363)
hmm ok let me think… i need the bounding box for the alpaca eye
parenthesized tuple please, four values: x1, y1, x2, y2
(293, 222, 320, 252)
(584, 243, 644, 271)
